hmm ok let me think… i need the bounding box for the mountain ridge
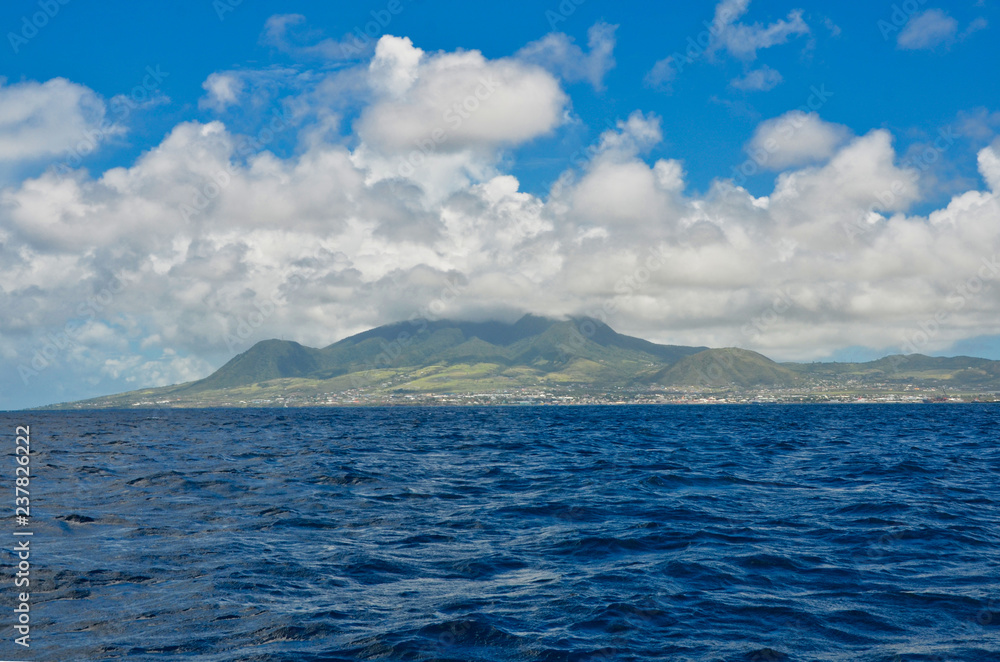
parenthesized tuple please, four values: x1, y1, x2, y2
(35, 314, 1000, 408)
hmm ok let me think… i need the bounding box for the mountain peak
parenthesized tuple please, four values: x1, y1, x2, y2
(40, 313, 1000, 408)
(172, 315, 706, 394)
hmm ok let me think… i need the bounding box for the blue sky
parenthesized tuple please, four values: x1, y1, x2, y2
(5, 1, 998, 200)
(2, 0, 1000, 409)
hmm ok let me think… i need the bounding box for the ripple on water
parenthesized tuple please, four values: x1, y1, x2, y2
(6, 404, 999, 661)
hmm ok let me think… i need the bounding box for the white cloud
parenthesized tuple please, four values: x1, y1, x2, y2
(4, 107, 1000, 393)
(979, 141, 1000, 192)
(594, 111, 664, 161)
(897, 9, 958, 50)
(0, 78, 119, 164)
(960, 16, 988, 39)
(368, 35, 424, 98)
(730, 65, 783, 91)
(353, 35, 568, 201)
(7, 35, 1000, 408)
(644, 57, 678, 91)
(261, 13, 375, 60)
(200, 73, 245, 112)
(748, 111, 852, 169)
(709, 0, 810, 61)
(654, 159, 686, 193)
(646, 1, 807, 93)
(767, 130, 922, 245)
(356, 36, 566, 153)
(956, 107, 1000, 141)
(516, 21, 618, 90)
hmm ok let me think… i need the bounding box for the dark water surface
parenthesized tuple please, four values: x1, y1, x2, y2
(1, 405, 998, 661)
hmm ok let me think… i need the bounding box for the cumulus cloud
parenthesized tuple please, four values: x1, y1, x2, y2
(356, 36, 566, 152)
(200, 73, 245, 112)
(0, 78, 119, 164)
(748, 111, 852, 169)
(979, 140, 1000, 192)
(353, 35, 568, 201)
(516, 21, 618, 90)
(730, 65, 783, 91)
(897, 9, 958, 50)
(646, 1, 807, 93)
(368, 35, 424, 98)
(708, 0, 810, 61)
(6, 32, 1000, 408)
(767, 130, 922, 244)
(593, 111, 665, 161)
(557, 112, 688, 233)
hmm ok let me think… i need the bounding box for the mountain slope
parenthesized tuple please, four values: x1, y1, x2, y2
(35, 316, 1000, 409)
(652, 348, 802, 388)
(177, 339, 324, 392)
(182, 314, 709, 394)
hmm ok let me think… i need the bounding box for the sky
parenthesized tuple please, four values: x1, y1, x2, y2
(1, 0, 1000, 409)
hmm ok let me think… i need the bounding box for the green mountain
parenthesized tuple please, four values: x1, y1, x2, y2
(172, 314, 707, 396)
(189, 339, 325, 391)
(652, 348, 802, 388)
(784, 354, 1000, 388)
(36, 315, 1000, 408)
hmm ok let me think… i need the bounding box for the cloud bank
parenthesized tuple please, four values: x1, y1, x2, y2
(2, 24, 1000, 407)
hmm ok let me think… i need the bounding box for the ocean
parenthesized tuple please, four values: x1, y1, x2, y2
(1, 405, 998, 661)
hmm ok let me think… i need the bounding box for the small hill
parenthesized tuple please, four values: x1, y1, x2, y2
(178, 339, 324, 392)
(652, 348, 802, 388)
(786, 354, 1000, 387)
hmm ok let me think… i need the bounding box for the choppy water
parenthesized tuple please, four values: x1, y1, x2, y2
(1, 405, 998, 661)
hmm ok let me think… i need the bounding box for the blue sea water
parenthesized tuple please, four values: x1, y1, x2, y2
(1, 405, 998, 661)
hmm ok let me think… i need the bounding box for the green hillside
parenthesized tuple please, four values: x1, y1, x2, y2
(177, 339, 325, 392)
(175, 314, 708, 395)
(786, 354, 1000, 387)
(652, 348, 802, 388)
(35, 315, 1000, 409)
